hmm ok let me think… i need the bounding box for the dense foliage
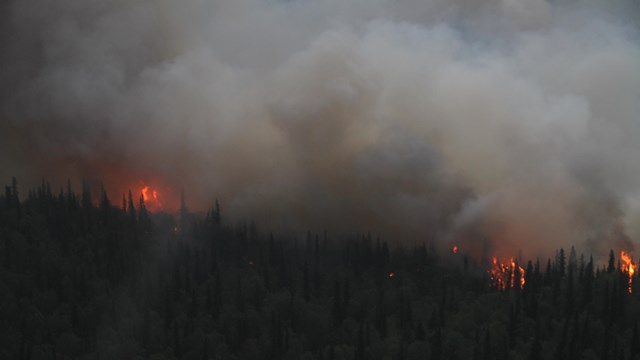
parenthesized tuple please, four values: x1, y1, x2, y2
(1, 178, 640, 359)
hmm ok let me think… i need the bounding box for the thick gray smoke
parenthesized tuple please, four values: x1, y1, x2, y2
(1, 0, 639, 258)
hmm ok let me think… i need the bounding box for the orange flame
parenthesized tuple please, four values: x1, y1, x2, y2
(141, 186, 150, 202)
(490, 257, 525, 290)
(140, 183, 163, 212)
(621, 250, 636, 294)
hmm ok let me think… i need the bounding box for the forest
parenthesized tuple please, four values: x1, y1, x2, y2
(1, 178, 640, 360)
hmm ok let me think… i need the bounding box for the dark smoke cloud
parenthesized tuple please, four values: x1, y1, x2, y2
(1, 0, 639, 258)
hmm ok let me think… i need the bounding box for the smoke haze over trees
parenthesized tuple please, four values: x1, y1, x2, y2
(1, 0, 640, 257)
(3, 180, 640, 359)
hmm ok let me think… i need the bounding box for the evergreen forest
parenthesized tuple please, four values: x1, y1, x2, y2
(2, 178, 640, 360)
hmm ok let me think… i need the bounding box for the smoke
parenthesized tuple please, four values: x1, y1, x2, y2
(1, 0, 639, 258)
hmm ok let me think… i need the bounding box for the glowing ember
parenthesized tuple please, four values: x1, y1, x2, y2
(621, 250, 636, 294)
(389, 272, 395, 278)
(490, 257, 525, 290)
(452, 245, 458, 254)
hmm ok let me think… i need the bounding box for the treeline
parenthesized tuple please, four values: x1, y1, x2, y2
(1, 178, 640, 359)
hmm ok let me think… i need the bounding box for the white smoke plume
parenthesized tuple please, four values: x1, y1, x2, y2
(1, 0, 639, 258)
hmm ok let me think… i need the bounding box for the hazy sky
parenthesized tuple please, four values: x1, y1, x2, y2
(1, 0, 639, 258)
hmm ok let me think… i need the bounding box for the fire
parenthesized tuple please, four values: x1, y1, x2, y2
(621, 250, 636, 294)
(490, 257, 525, 290)
(452, 245, 458, 254)
(140, 183, 163, 212)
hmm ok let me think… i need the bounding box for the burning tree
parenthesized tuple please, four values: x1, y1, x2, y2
(620, 250, 636, 294)
(490, 257, 525, 290)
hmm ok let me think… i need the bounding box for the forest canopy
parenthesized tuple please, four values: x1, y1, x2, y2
(1, 179, 639, 359)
